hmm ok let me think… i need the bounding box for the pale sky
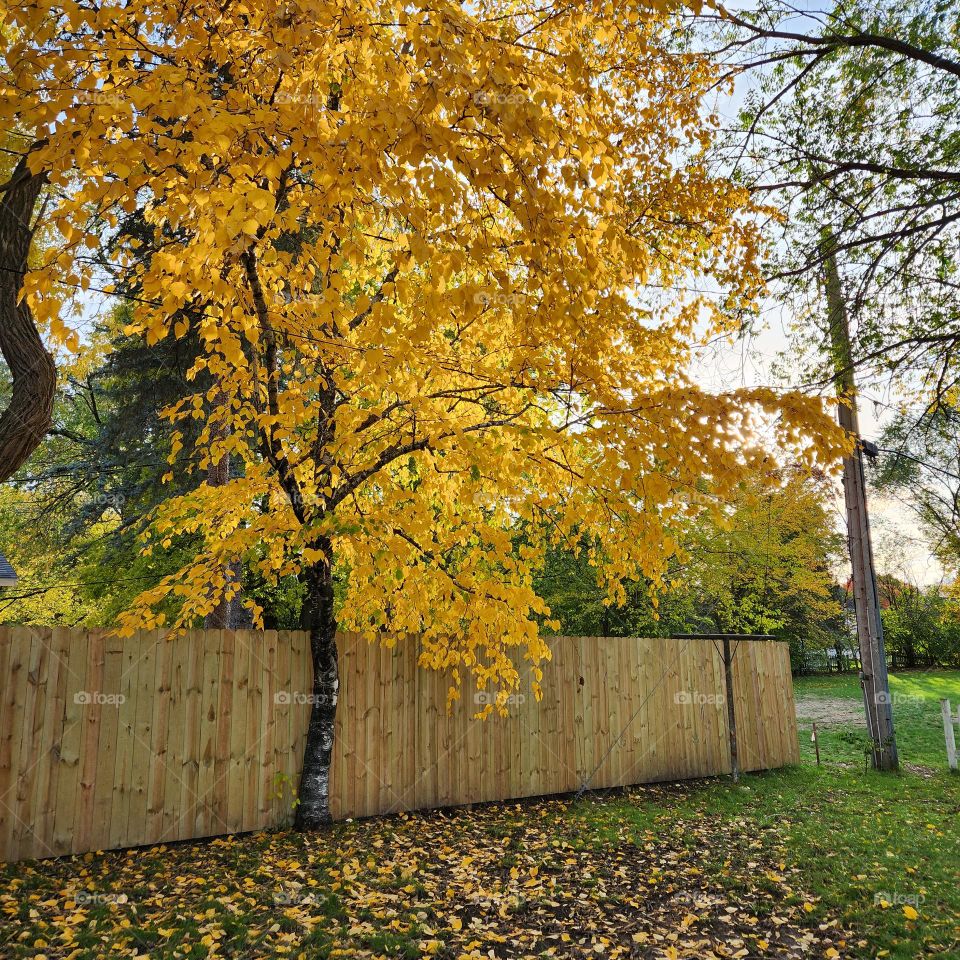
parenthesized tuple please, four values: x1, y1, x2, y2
(689, 309, 945, 588)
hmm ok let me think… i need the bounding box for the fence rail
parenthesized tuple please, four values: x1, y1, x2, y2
(0, 628, 798, 862)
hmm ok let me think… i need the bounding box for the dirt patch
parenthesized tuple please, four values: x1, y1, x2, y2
(795, 696, 865, 726)
(903, 762, 939, 779)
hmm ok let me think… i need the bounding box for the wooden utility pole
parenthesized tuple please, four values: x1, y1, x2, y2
(822, 233, 899, 771)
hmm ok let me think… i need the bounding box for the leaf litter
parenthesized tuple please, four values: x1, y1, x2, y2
(0, 783, 854, 959)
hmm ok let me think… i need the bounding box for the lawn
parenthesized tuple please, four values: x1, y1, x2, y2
(1, 671, 958, 959)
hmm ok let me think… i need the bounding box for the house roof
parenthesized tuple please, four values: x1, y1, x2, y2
(0, 552, 17, 588)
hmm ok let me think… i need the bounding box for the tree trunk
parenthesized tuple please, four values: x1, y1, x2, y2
(228, 572, 254, 629)
(203, 381, 251, 630)
(294, 545, 339, 829)
(204, 449, 234, 629)
(0, 155, 56, 482)
(905, 632, 916, 670)
(204, 558, 249, 628)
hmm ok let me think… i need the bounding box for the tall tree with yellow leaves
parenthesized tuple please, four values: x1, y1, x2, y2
(1, 0, 846, 825)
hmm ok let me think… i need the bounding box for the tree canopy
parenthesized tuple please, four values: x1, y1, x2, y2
(7, 0, 840, 661)
(3, 0, 847, 824)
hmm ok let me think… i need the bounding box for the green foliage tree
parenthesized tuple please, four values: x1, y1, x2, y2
(0, 486, 105, 624)
(534, 536, 694, 638)
(878, 576, 960, 669)
(681, 469, 845, 649)
(0, 312, 206, 624)
(536, 468, 846, 671)
(0, 310, 305, 627)
(707, 0, 960, 422)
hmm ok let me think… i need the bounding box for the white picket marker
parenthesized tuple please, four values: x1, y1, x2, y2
(941, 698, 958, 772)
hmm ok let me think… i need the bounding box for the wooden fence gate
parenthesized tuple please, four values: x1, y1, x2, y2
(0, 628, 798, 862)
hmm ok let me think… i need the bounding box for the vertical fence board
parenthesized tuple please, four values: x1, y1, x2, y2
(267, 629, 287, 823)
(10, 628, 49, 860)
(161, 634, 187, 843)
(330, 634, 352, 821)
(126, 632, 155, 849)
(708, 640, 723, 774)
(777, 643, 801, 764)
(677, 639, 695, 780)
(272, 630, 294, 824)
(89, 632, 124, 851)
(414, 659, 437, 811)
(110, 633, 142, 850)
(72, 632, 102, 852)
(750, 644, 767, 770)
(226, 631, 247, 833)
(145, 632, 173, 844)
(35, 627, 72, 860)
(1, 629, 29, 858)
(258, 630, 277, 824)
(48, 628, 82, 856)
(558, 641, 578, 793)
(176, 630, 204, 842)
(213, 630, 233, 834)
(2, 628, 32, 860)
(241, 632, 261, 833)
(51, 631, 86, 855)
(750, 643, 769, 771)
(636, 638, 657, 782)
(398, 640, 419, 814)
(0, 627, 15, 855)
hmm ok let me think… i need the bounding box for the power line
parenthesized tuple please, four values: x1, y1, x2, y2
(875, 446, 960, 482)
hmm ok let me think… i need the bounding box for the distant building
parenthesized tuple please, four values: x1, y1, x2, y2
(801, 644, 861, 674)
(0, 552, 17, 589)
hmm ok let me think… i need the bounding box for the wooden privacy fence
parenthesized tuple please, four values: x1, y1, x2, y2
(0, 627, 798, 862)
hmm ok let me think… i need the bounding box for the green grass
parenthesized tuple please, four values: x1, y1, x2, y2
(792, 670, 960, 769)
(789, 670, 960, 956)
(565, 669, 960, 959)
(1, 671, 958, 959)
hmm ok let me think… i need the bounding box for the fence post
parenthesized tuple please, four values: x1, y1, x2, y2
(941, 699, 957, 772)
(722, 637, 739, 782)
